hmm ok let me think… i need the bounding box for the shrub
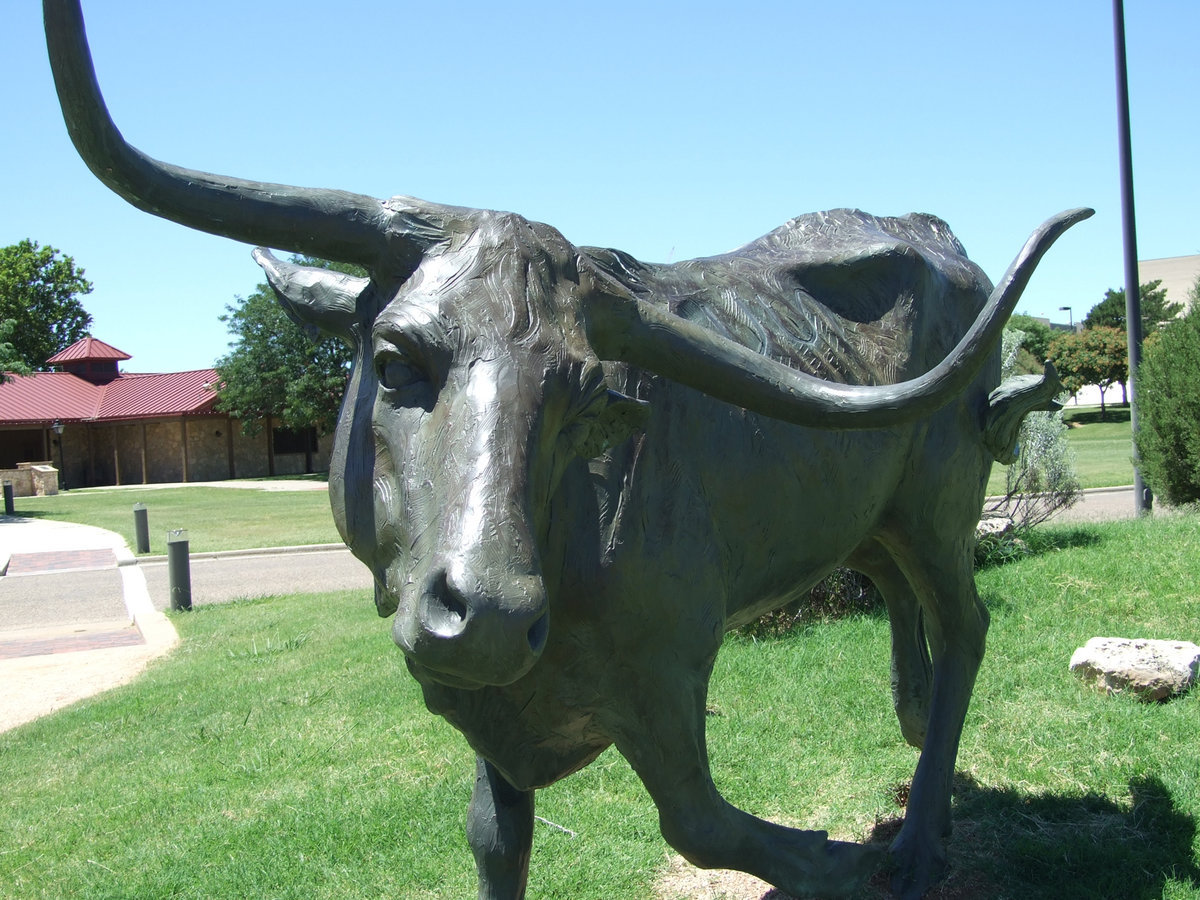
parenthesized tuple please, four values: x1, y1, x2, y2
(1135, 301, 1200, 505)
(983, 328, 1081, 532)
(738, 569, 880, 638)
(986, 409, 1081, 526)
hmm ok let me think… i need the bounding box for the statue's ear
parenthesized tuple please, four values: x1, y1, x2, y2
(566, 389, 649, 459)
(253, 248, 369, 344)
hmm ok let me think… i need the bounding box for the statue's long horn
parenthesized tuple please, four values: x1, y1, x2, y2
(585, 207, 1093, 429)
(44, 0, 403, 266)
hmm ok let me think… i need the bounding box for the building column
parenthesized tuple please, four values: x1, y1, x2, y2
(86, 424, 95, 487)
(140, 423, 148, 484)
(180, 419, 190, 483)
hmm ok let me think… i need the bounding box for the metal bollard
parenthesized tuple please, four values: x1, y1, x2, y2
(2, 481, 13, 516)
(133, 503, 150, 553)
(167, 529, 192, 611)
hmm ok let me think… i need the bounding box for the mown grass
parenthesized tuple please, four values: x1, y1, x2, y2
(2, 515, 1199, 898)
(11, 486, 341, 554)
(987, 404, 1135, 496)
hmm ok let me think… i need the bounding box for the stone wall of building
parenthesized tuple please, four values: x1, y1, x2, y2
(230, 425, 270, 479)
(185, 418, 232, 482)
(57, 426, 89, 490)
(4, 417, 334, 488)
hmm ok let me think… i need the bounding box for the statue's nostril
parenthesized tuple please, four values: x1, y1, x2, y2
(527, 612, 549, 654)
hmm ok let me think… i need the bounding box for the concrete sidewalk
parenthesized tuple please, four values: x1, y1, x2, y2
(0, 515, 178, 732)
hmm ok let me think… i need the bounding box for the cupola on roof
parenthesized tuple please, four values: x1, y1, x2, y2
(46, 336, 132, 364)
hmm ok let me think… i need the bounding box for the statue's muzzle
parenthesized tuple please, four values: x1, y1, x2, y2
(392, 562, 549, 688)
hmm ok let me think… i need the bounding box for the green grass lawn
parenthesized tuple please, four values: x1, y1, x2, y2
(987, 405, 1135, 496)
(12, 485, 341, 554)
(3, 515, 1198, 898)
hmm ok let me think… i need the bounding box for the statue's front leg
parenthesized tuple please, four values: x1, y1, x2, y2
(467, 755, 535, 900)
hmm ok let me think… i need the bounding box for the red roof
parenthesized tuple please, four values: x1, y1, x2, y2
(97, 372, 220, 420)
(46, 337, 132, 364)
(0, 368, 220, 426)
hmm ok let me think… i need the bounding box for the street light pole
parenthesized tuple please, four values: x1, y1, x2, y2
(1113, 0, 1150, 515)
(1059, 306, 1073, 329)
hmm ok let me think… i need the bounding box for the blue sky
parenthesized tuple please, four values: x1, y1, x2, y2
(4, 1, 1197, 373)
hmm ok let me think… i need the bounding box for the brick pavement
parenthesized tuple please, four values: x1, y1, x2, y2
(4, 548, 117, 575)
(0, 547, 136, 659)
(0, 624, 144, 660)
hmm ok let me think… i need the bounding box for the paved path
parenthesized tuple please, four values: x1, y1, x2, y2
(0, 483, 1159, 734)
(0, 480, 360, 732)
(0, 517, 176, 732)
(1037, 485, 1143, 524)
(139, 546, 370, 610)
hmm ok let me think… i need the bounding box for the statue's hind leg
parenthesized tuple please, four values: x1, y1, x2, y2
(851, 544, 933, 749)
(608, 656, 884, 898)
(879, 537, 989, 900)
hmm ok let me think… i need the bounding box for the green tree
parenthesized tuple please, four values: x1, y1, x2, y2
(1135, 278, 1200, 505)
(1007, 314, 1055, 371)
(0, 319, 32, 383)
(1083, 279, 1182, 334)
(215, 257, 357, 436)
(0, 239, 93, 370)
(1049, 325, 1128, 419)
(1009, 313, 1053, 360)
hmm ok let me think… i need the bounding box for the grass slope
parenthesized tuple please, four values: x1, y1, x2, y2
(3, 516, 1198, 898)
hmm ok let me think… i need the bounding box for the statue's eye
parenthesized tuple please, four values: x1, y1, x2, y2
(377, 356, 427, 392)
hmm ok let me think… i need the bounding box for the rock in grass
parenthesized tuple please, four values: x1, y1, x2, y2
(1070, 637, 1200, 702)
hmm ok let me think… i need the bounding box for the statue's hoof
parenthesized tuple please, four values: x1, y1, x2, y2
(816, 839, 888, 898)
(887, 832, 948, 900)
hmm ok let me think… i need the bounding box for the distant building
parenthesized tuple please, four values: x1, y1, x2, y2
(0, 337, 330, 494)
(1139, 255, 1200, 316)
(1023, 315, 1078, 334)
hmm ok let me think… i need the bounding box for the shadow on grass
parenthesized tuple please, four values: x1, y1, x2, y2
(975, 523, 1106, 576)
(863, 773, 1199, 899)
(1064, 405, 1132, 426)
(1023, 524, 1107, 554)
(245, 472, 330, 483)
(0, 508, 52, 520)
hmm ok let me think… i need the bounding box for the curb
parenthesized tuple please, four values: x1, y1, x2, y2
(133, 542, 348, 565)
(985, 484, 1133, 504)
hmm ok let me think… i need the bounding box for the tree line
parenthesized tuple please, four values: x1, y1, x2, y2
(1007, 281, 1183, 419)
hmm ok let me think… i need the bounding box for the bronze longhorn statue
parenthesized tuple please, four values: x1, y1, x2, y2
(45, 2, 1089, 896)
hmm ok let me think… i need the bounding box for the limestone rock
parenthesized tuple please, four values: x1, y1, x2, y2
(1070, 637, 1200, 702)
(976, 516, 1014, 539)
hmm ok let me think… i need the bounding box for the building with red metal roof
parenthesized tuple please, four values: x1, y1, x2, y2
(1, 338, 329, 491)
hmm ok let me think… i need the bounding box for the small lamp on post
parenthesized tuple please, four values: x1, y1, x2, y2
(1059, 305, 1074, 330)
(51, 420, 68, 490)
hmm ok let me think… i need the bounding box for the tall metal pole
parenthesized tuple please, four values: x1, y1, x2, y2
(1113, 0, 1151, 515)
